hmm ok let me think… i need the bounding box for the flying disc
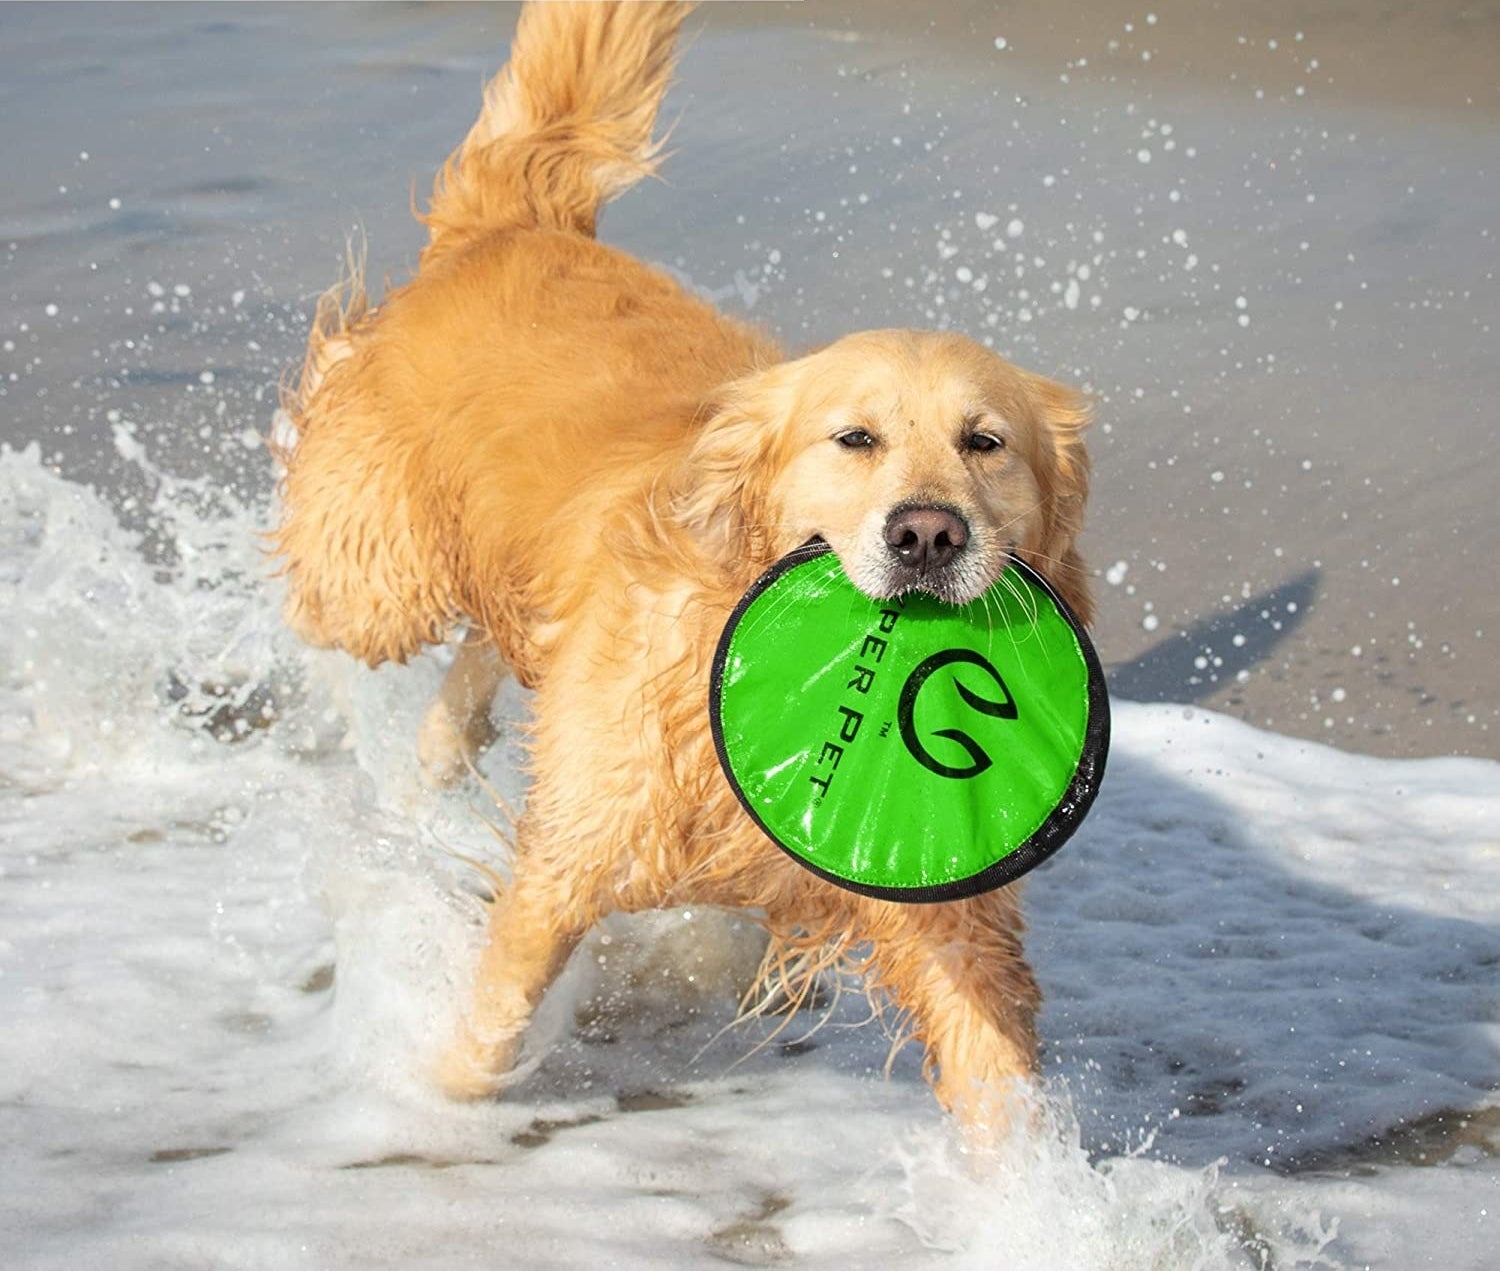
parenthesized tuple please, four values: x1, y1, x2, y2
(710, 541, 1109, 902)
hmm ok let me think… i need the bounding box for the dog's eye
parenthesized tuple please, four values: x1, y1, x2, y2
(835, 429, 877, 450)
(966, 432, 1005, 454)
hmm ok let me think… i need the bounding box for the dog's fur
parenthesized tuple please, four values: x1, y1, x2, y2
(273, 1, 1092, 1135)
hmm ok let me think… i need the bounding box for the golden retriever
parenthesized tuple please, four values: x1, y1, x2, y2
(273, 1, 1093, 1137)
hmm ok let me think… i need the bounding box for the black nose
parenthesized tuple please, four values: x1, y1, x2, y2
(884, 504, 970, 572)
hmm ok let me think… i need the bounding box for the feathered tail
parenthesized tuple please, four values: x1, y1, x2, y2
(420, 1, 694, 259)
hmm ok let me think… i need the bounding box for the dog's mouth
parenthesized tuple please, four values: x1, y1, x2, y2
(829, 553, 1005, 605)
(880, 555, 997, 606)
(815, 508, 1015, 606)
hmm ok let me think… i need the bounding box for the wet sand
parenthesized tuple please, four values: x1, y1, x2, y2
(2, 1, 1496, 758)
(713, 0, 1500, 116)
(699, 0, 1500, 758)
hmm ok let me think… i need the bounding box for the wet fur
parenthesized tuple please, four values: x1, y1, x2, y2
(273, 1, 1093, 1137)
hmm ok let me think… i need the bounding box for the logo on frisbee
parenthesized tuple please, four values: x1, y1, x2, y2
(897, 649, 1018, 780)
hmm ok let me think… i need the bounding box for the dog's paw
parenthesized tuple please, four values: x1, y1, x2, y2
(432, 1046, 506, 1102)
(417, 699, 498, 789)
(431, 1025, 536, 1102)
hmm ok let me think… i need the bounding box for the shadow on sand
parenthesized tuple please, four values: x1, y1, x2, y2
(1107, 568, 1321, 705)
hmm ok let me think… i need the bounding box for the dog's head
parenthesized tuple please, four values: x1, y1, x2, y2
(676, 330, 1093, 623)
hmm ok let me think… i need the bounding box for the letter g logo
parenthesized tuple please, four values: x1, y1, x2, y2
(897, 649, 1018, 779)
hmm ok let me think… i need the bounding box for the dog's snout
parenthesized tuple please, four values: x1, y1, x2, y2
(884, 505, 969, 572)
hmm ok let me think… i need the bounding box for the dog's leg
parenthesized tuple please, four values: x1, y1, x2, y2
(417, 630, 507, 787)
(863, 892, 1041, 1143)
(435, 864, 587, 1100)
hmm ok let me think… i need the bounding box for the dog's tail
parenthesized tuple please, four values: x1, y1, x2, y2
(421, 1, 693, 260)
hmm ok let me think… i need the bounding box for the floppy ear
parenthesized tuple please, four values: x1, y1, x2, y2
(1025, 373, 1095, 627)
(670, 362, 802, 571)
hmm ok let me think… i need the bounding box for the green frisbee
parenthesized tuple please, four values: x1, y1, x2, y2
(710, 542, 1109, 902)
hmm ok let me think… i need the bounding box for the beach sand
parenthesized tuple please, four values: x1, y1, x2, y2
(699, 0, 1500, 759)
(715, 0, 1499, 116)
(2, 0, 1496, 758)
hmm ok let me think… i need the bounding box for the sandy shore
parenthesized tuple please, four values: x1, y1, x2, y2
(700, 0, 1500, 757)
(707, 0, 1499, 117)
(1, 1, 1496, 758)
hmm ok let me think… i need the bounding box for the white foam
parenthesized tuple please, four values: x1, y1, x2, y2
(1, 446, 1495, 1266)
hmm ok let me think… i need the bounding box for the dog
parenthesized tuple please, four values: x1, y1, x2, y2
(272, 1, 1093, 1136)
